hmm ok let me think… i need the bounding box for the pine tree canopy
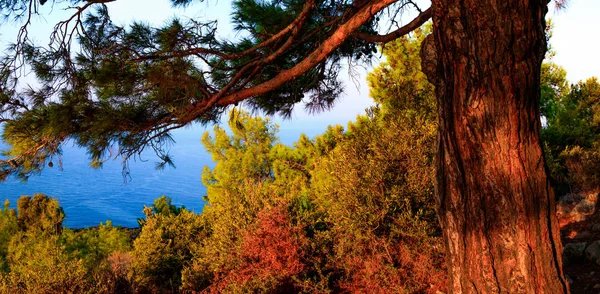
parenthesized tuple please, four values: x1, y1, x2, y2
(0, 0, 431, 181)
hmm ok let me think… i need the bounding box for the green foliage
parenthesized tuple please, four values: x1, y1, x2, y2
(183, 110, 282, 291)
(131, 204, 206, 292)
(202, 109, 278, 189)
(540, 67, 600, 193)
(182, 25, 445, 293)
(367, 24, 435, 119)
(63, 221, 130, 270)
(540, 62, 569, 120)
(151, 195, 185, 216)
(0, 120, 63, 182)
(16, 193, 64, 234)
(2, 231, 90, 293)
(0, 195, 133, 293)
(138, 195, 185, 226)
(0, 0, 388, 180)
(543, 77, 600, 150)
(0, 201, 17, 273)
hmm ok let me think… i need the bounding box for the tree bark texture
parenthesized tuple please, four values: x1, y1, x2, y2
(422, 0, 569, 293)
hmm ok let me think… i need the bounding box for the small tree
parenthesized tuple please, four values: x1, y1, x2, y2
(16, 193, 64, 234)
(130, 198, 205, 292)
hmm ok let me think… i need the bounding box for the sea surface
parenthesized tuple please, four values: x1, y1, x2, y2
(0, 117, 349, 228)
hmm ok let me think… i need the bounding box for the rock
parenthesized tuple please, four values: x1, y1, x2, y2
(571, 199, 597, 221)
(586, 192, 599, 204)
(585, 241, 600, 265)
(557, 203, 576, 226)
(595, 284, 600, 289)
(556, 201, 572, 217)
(563, 242, 588, 264)
(574, 199, 596, 214)
(592, 224, 600, 232)
(575, 231, 593, 240)
(559, 193, 576, 204)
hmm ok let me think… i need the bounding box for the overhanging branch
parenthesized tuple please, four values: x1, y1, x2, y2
(207, 0, 401, 109)
(352, 7, 431, 43)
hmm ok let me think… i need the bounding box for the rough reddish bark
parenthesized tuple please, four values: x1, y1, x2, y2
(421, 0, 569, 292)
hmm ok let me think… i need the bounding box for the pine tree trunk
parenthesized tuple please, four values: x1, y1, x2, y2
(421, 0, 569, 292)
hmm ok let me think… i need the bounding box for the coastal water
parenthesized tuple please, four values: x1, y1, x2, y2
(0, 117, 350, 228)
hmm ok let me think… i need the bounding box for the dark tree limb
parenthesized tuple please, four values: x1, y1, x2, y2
(352, 7, 431, 43)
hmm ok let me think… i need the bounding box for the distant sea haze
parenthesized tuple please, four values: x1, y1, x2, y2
(0, 119, 339, 228)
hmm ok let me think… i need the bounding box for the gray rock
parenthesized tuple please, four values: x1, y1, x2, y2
(574, 199, 596, 214)
(563, 242, 588, 264)
(559, 193, 576, 204)
(571, 199, 597, 221)
(585, 241, 600, 265)
(592, 224, 600, 232)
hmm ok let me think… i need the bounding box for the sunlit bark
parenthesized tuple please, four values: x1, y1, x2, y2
(422, 0, 568, 292)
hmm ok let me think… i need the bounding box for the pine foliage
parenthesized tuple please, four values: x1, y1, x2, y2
(0, 0, 405, 180)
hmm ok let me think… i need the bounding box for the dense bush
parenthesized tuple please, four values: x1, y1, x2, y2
(0, 200, 17, 273)
(2, 232, 90, 293)
(0, 194, 132, 293)
(560, 145, 600, 192)
(16, 193, 64, 234)
(540, 64, 600, 194)
(130, 207, 206, 292)
(207, 205, 307, 293)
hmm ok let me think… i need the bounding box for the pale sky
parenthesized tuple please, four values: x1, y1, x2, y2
(549, 0, 600, 83)
(1, 0, 598, 123)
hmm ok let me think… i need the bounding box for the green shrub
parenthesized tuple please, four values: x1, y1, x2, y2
(16, 193, 64, 234)
(63, 221, 130, 271)
(130, 206, 206, 292)
(0, 195, 134, 293)
(561, 145, 600, 192)
(0, 200, 17, 273)
(1, 232, 90, 293)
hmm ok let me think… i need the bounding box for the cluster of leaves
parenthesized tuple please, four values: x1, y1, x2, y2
(0, 194, 131, 293)
(540, 62, 600, 194)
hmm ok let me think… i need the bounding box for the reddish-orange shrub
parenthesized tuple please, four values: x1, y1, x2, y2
(211, 205, 307, 293)
(337, 237, 446, 294)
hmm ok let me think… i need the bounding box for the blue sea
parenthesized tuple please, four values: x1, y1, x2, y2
(0, 116, 354, 228)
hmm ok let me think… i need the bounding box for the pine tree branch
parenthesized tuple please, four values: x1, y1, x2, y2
(135, 0, 316, 62)
(189, 0, 403, 118)
(352, 7, 431, 43)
